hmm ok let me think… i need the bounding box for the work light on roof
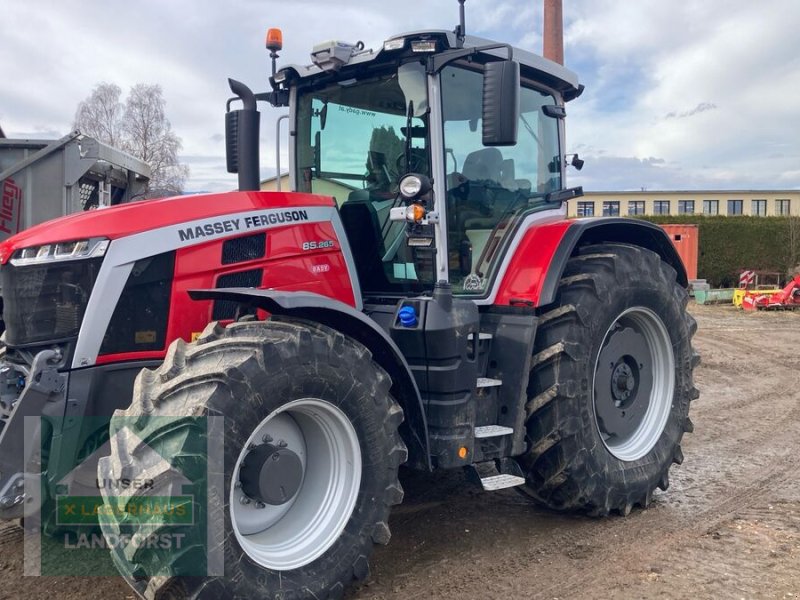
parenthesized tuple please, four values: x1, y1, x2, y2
(310, 40, 361, 72)
(411, 39, 437, 53)
(383, 38, 405, 51)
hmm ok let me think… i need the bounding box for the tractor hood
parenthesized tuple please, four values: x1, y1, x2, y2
(0, 191, 336, 264)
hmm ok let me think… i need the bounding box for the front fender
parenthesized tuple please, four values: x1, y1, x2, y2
(495, 218, 688, 307)
(189, 288, 431, 470)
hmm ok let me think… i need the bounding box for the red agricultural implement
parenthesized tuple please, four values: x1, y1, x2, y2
(741, 275, 800, 310)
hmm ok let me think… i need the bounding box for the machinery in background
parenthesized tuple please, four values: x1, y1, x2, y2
(741, 274, 800, 310)
(0, 130, 151, 244)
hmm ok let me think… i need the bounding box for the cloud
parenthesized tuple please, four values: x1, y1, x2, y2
(2, 0, 799, 193)
(665, 102, 718, 120)
(563, 0, 800, 190)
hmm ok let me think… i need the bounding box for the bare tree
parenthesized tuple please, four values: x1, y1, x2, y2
(73, 83, 188, 197)
(74, 83, 125, 147)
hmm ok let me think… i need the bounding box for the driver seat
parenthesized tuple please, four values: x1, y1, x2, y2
(462, 147, 503, 183)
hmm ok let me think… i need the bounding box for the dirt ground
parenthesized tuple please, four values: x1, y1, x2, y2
(1, 303, 799, 600)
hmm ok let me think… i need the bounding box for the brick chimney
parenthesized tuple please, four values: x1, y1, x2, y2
(543, 0, 564, 65)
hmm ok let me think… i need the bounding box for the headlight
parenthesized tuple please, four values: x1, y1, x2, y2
(398, 173, 432, 200)
(399, 175, 422, 198)
(11, 237, 109, 266)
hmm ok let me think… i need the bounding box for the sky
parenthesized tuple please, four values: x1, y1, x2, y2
(2, 0, 799, 193)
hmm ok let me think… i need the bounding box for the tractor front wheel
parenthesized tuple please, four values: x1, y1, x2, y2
(520, 243, 698, 516)
(98, 318, 406, 599)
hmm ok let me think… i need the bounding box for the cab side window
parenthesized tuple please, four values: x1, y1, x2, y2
(440, 65, 561, 293)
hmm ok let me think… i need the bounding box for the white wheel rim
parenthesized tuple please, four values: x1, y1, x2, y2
(593, 307, 675, 462)
(230, 398, 362, 571)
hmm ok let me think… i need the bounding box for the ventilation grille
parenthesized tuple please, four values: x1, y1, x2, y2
(212, 269, 263, 320)
(222, 233, 266, 265)
(79, 181, 99, 209)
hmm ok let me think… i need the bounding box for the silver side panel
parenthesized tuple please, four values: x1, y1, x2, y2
(427, 72, 449, 283)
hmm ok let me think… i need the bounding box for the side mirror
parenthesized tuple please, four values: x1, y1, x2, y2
(482, 60, 519, 146)
(225, 79, 261, 191)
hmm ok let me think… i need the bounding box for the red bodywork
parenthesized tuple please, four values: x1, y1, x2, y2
(0, 191, 335, 258)
(493, 220, 571, 306)
(741, 275, 800, 310)
(0, 191, 359, 366)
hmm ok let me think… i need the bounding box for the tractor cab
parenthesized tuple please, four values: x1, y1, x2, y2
(227, 28, 583, 301)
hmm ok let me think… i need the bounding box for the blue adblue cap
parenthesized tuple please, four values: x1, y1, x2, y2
(398, 305, 418, 327)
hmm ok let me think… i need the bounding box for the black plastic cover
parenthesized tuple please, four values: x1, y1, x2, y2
(1, 258, 103, 346)
(100, 251, 175, 354)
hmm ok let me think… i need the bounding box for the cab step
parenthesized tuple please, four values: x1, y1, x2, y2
(467, 458, 526, 492)
(474, 425, 514, 438)
(479, 473, 526, 491)
(468, 332, 494, 341)
(476, 377, 502, 388)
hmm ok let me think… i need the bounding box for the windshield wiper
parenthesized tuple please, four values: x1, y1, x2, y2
(403, 100, 414, 175)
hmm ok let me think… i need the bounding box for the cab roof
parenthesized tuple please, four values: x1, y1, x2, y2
(278, 29, 582, 100)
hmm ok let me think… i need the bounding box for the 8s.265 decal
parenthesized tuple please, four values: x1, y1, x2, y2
(302, 240, 335, 251)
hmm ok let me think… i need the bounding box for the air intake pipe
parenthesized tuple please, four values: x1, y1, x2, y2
(225, 78, 261, 191)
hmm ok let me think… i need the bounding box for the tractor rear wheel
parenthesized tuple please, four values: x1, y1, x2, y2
(519, 243, 698, 515)
(97, 318, 406, 599)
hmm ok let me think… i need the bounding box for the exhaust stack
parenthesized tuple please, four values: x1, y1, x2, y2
(543, 0, 564, 65)
(225, 79, 261, 192)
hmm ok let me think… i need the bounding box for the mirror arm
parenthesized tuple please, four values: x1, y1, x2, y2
(545, 186, 583, 204)
(226, 89, 289, 112)
(255, 90, 289, 108)
(426, 43, 514, 74)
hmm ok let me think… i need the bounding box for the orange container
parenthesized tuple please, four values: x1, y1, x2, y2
(660, 224, 698, 281)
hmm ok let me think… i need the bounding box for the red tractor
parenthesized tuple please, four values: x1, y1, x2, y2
(0, 7, 698, 599)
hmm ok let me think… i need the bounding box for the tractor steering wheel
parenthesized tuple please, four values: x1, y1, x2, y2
(396, 150, 428, 176)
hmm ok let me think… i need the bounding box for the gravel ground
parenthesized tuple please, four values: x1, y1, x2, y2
(1, 303, 798, 600)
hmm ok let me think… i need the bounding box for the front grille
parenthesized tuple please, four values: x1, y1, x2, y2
(222, 233, 266, 265)
(212, 269, 263, 320)
(0, 258, 103, 346)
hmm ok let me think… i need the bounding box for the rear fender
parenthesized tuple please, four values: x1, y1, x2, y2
(189, 288, 431, 470)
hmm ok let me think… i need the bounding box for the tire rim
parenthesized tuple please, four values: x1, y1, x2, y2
(593, 307, 675, 462)
(230, 398, 362, 571)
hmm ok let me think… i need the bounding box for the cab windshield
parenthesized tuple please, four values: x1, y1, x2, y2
(295, 62, 435, 296)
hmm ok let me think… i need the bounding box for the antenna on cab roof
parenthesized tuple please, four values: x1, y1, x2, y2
(455, 0, 466, 47)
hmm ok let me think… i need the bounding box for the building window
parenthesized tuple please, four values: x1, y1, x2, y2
(678, 200, 695, 215)
(727, 199, 743, 215)
(752, 199, 767, 216)
(703, 199, 719, 215)
(602, 201, 620, 216)
(776, 199, 791, 216)
(577, 201, 595, 217)
(653, 200, 670, 215)
(628, 201, 645, 216)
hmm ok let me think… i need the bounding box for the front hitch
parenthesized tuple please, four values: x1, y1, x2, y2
(0, 349, 66, 520)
